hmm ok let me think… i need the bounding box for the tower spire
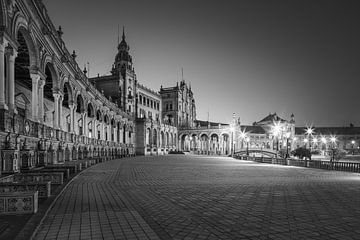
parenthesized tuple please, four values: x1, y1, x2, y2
(117, 24, 120, 46)
(122, 26, 125, 41)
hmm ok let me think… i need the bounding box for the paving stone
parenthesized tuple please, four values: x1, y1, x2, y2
(33, 155, 360, 240)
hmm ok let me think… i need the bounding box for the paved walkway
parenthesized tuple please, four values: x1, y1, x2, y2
(33, 155, 360, 240)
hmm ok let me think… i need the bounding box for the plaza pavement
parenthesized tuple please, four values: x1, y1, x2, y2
(32, 155, 360, 240)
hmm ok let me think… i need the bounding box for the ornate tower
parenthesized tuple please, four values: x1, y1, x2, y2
(112, 27, 136, 115)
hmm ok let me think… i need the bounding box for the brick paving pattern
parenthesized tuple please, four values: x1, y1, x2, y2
(33, 155, 360, 240)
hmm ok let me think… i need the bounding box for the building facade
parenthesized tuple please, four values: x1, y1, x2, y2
(0, 0, 137, 176)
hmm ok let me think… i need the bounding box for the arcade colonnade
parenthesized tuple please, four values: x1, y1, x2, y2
(0, 0, 135, 174)
(144, 124, 178, 155)
(179, 132, 235, 155)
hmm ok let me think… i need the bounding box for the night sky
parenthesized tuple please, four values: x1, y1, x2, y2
(44, 0, 360, 127)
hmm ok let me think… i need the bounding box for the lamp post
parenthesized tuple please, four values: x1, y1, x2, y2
(351, 140, 355, 155)
(272, 122, 281, 159)
(305, 127, 314, 151)
(246, 137, 250, 156)
(230, 125, 235, 157)
(240, 130, 246, 150)
(285, 132, 291, 159)
(321, 136, 327, 156)
(330, 136, 337, 169)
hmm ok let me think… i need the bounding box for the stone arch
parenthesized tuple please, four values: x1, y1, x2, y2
(96, 109, 102, 121)
(44, 62, 58, 101)
(146, 127, 151, 146)
(76, 94, 85, 113)
(160, 131, 165, 148)
(87, 102, 95, 118)
(180, 133, 190, 151)
(13, 14, 39, 68)
(153, 129, 158, 146)
(62, 81, 73, 108)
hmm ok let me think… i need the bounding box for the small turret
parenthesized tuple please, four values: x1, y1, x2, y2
(290, 113, 295, 123)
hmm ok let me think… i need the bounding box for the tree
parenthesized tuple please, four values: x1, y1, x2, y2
(291, 147, 311, 160)
(328, 149, 347, 161)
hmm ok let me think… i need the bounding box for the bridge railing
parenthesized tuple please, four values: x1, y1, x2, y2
(234, 156, 360, 173)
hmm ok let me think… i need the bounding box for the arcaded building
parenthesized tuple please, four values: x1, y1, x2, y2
(89, 30, 177, 156)
(0, 1, 137, 175)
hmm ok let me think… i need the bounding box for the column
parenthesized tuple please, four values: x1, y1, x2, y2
(69, 104, 75, 132)
(38, 79, 45, 122)
(30, 73, 40, 121)
(0, 41, 8, 110)
(114, 125, 117, 142)
(58, 94, 63, 129)
(92, 119, 96, 139)
(6, 48, 17, 112)
(82, 113, 86, 136)
(52, 93, 60, 129)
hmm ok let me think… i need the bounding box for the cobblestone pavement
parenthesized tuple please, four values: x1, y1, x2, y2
(33, 155, 360, 240)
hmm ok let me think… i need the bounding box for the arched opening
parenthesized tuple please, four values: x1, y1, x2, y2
(87, 103, 94, 138)
(160, 131, 165, 148)
(166, 132, 169, 147)
(87, 103, 94, 118)
(153, 129, 158, 146)
(200, 134, 209, 153)
(62, 82, 71, 108)
(117, 122, 121, 142)
(15, 31, 32, 118)
(123, 124, 126, 143)
(62, 82, 72, 131)
(210, 133, 219, 154)
(146, 128, 151, 146)
(104, 115, 109, 141)
(76, 95, 85, 135)
(111, 118, 115, 141)
(191, 134, 198, 151)
(181, 134, 190, 151)
(96, 110, 102, 139)
(43, 63, 57, 127)
(221, 133, 230, 155)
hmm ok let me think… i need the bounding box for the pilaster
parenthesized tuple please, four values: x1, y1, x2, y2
(30, 73, 41, 122)
(0, 40, 8, 110)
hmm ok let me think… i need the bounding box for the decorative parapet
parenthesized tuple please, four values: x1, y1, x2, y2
(137, 83, 161, 97)
(0, 191, 38, 215)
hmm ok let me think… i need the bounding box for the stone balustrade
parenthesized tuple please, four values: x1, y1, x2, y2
(0, 191, 38, 215)
(24, 168, 70, 180)
(45, 165, 78, 174)
(13, 172, 64, 185)
(0, 182, 51, 199)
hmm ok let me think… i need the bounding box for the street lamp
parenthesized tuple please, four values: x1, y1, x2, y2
(305, 127, 314, 150)
(271, 122, 281, 159)
(330, 136, 337, 166)
(245, 136, 250, 156)
(351, 140, 355, 155)
(321, 136, 327, 156)
(240, 129, 247, 149)
(230, 125, 235, 157)
(285, 132, 291, 158)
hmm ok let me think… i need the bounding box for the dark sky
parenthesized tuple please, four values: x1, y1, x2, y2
(44, 0, 360, 127)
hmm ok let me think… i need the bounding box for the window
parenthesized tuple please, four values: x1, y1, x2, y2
(166, 104, 168, 111)
(170, 104, 173, 110)
(147, 98, 149, 107)
(139, 95, 143, 104)
(150, 100, 153, 108)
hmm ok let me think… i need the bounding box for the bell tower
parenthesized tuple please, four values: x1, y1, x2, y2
(111, 27, 136, 116)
